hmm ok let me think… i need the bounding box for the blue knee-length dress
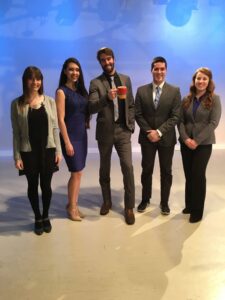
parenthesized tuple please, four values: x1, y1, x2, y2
(59, 86, 88, 172)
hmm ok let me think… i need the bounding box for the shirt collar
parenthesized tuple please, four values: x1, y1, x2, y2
(153, 81, 165, 90)
(104, 71, 118, 80)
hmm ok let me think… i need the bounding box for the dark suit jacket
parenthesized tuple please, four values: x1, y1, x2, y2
(89, 73, 135, 142)
(135, 82, 181, 146)
(178, 94, 221, 145)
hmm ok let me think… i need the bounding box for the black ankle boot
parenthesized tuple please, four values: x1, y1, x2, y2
(34, 220, 44, 235)
(42, 218, 52, 233)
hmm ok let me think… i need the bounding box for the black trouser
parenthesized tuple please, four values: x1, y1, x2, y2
(180, 143, 212, 217)
(25, 171, 53, 220)
(141, 142, 175, 205)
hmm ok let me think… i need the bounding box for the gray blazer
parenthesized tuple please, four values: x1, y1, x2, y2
(11, 95, 62, 161)
(88, 73, 135, 142)
(135, 82, 181, 146)
(178, 94, 221, 145)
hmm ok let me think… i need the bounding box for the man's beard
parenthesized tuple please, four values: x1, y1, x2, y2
(102, 63, 115, 75)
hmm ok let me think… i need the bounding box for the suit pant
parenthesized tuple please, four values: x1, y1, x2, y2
(180, 143, 212, 218)
(141, 142, 175, 205)
(98, 125, 135, 209)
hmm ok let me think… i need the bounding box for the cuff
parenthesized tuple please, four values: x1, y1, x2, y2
(157, 129, 162, 137)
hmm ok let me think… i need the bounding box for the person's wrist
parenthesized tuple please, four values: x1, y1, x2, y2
(156, 129, 162, 138)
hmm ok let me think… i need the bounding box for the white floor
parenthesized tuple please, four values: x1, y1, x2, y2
(0, 150, 225, 300)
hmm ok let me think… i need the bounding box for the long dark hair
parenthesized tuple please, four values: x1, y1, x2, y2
(183, 67, 215, 110)
(58, 57, 88, 98)
(19, 66, 44, 106)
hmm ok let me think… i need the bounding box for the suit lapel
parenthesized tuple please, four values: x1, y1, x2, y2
(100, 73, 110, 91)
(99, 74, 114, 113)
(147, 83, 154, 109)
(117, 74, 129, 113)
(194, 101, 206, 121)
(187, 101, 195, 122)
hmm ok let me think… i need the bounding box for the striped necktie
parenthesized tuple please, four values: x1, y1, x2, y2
(154, 86, 160, 108)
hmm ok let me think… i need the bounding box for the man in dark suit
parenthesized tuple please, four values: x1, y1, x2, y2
(88, 47, 135, 225)
(135, 56, 181, 215)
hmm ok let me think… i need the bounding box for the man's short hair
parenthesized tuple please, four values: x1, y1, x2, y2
(151, 56, 167, 70)
(97, 47, 115, 62)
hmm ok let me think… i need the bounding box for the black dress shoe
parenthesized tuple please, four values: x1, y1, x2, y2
(182, 208, 191, 214)
(34, 220, 44, 235)
(137, 200, 150, 212)
(42, 218, 52, 233)
(160, 204, 170, 215)
(100, 202, 112, 215)
(124, 209, 135, 225)
(189, 214, 202, 223)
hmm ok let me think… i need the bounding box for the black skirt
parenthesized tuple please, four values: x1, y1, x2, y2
(19, 148, 58, 176)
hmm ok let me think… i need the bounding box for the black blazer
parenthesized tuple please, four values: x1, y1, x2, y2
(135, 82, 181, 146)
(88, 73, 135, 142)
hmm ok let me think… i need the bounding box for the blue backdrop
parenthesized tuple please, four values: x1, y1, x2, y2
(1, 0, 225, 155)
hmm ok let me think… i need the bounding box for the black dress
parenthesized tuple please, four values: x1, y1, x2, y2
(20, 104, 57, 176)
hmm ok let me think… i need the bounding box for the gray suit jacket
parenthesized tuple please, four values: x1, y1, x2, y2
(88, 73, 135, 142)
(178, 94, 221, 145)
(135, 82, 181, 146)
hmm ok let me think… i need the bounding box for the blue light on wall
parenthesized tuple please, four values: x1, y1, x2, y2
(0, 0, 225, 155)
(165, 0, 198, 27)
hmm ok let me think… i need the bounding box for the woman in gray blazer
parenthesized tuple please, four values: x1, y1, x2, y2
(11, 66, 62, 235)
(178, 67, 221, 223)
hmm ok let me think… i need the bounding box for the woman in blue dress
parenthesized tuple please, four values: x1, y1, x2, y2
(56, 58, 89, 221)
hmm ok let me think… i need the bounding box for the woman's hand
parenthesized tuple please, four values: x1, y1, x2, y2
(65, 142, 74, 156)
(85, 120, 90, 129)
(55, 154, 62, 166)
(15, 159, 24, 170)
(185, 138, 198, 150)
(190, 139, 198, 150)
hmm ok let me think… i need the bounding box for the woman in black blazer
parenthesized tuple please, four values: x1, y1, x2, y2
(179, 67, 221, 223)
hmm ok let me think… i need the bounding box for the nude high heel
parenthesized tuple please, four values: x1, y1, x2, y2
(66, 204, 82, 221)
(78, 209, 85, 218)
(66, 204, 85, 219)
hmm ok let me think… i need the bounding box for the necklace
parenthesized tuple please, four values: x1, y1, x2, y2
(26, 95, 44, 109)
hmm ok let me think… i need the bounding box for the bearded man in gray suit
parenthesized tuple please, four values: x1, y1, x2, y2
(135, 56, 181, 215)
(88, 47, 135, 225)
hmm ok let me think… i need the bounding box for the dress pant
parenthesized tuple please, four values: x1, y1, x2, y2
(180, 143, 212, 218)
(98, 124, 135, 209)
(141, 142, 175, 205)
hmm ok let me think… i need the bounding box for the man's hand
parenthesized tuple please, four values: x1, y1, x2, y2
(108, 88, 117, 100)
(146, 130, 161, 143)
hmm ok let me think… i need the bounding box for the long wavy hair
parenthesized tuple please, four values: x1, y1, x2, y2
(183, 67, 215, 110)
(18, 66, 44, 106)
(58, 57, 88, 98)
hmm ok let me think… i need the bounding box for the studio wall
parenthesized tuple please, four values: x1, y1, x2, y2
(1, 0, 225, 156)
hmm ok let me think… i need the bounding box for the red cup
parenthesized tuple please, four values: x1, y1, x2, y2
(117, 86, 127, 99)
